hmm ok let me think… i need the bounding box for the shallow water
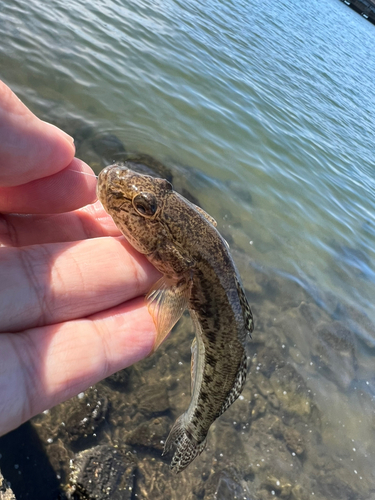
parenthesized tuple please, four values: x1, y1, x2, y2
(1, 0, 375, 498)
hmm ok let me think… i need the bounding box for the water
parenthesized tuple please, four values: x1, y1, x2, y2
(1, 0, 375, 498)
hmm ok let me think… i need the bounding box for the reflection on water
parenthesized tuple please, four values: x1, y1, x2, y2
(1, 0, 375, 497)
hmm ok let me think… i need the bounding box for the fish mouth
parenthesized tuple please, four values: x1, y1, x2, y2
(97, 164, 133, 204)
(96, 166, 110, 205)
(98, 164, 131, 185)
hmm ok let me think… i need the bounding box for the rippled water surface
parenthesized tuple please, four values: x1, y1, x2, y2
(1, 0, 375, 498)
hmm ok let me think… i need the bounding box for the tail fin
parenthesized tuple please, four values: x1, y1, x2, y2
(163, 414, 207, 473)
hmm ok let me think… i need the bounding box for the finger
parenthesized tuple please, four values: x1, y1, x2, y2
(0, 237, 161, 333)
(0, 80, 75, 187)
(0, 297, 157, 436)
(0, 201, 121, 247)
(0, 158, 97, 214)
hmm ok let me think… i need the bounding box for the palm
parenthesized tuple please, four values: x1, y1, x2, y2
(0, 81, 159, 437)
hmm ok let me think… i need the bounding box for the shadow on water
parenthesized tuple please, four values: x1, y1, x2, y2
(0, 422, 62, 499)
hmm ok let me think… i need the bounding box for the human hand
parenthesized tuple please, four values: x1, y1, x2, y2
(0, 81, 160, 436)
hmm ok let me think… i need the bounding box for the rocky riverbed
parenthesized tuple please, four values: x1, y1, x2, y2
(0, 133, 374, 499)
(1, 247, 374, 499)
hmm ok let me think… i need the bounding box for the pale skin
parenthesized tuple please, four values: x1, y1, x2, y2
(0, 81, 161, 437)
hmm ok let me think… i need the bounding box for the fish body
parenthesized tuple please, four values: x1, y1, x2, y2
(97, 163, 254, 472)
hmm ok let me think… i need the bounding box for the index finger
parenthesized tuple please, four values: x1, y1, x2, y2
(0, 158, 97, 214)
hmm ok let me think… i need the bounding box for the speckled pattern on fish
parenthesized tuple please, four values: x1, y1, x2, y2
(97, 163, 254, 472)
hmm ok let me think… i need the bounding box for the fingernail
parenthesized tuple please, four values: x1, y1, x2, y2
(58, 128, 75, 145)
(41, 121, 75, 144)
(62, 131, 75, 144)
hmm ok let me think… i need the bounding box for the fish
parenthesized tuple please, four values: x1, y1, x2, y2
(97, 163, 254, 473)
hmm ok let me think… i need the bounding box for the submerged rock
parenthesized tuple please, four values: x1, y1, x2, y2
(312, 320, 357, 390)
(125, 416, 171, 451)
(262, 474, 292, 498)
(34, 387, 109, 446)
(90, 132, 126, 164)
(63, 390, 109, 443)
(283, 428, 305, 456)
(0, 470, 16, 500)
(135, 383, 170, 416)
(73, 126, 126, 167)
(121, 153, 173, 182)
(103, 367, 131, 392)
(290, 484, 310, 500)
(68, 445, 136, 500)
(270, 365, 313, 419)
(204, 468, 253, 500)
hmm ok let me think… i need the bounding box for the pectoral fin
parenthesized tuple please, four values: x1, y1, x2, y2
(147, 276, 191, 352)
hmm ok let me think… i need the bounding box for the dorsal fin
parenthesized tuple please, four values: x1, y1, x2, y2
(219, 350, 247, 416)
(235, 276, 254, 336)
(192, 204, 217, 227)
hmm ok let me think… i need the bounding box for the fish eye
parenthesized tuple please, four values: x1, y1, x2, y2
(132, 192, 158, 217)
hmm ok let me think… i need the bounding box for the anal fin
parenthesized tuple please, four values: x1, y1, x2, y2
(163, 413, 207, 473)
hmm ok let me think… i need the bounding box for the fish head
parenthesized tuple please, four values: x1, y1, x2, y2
(97, 164, 173, 255)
